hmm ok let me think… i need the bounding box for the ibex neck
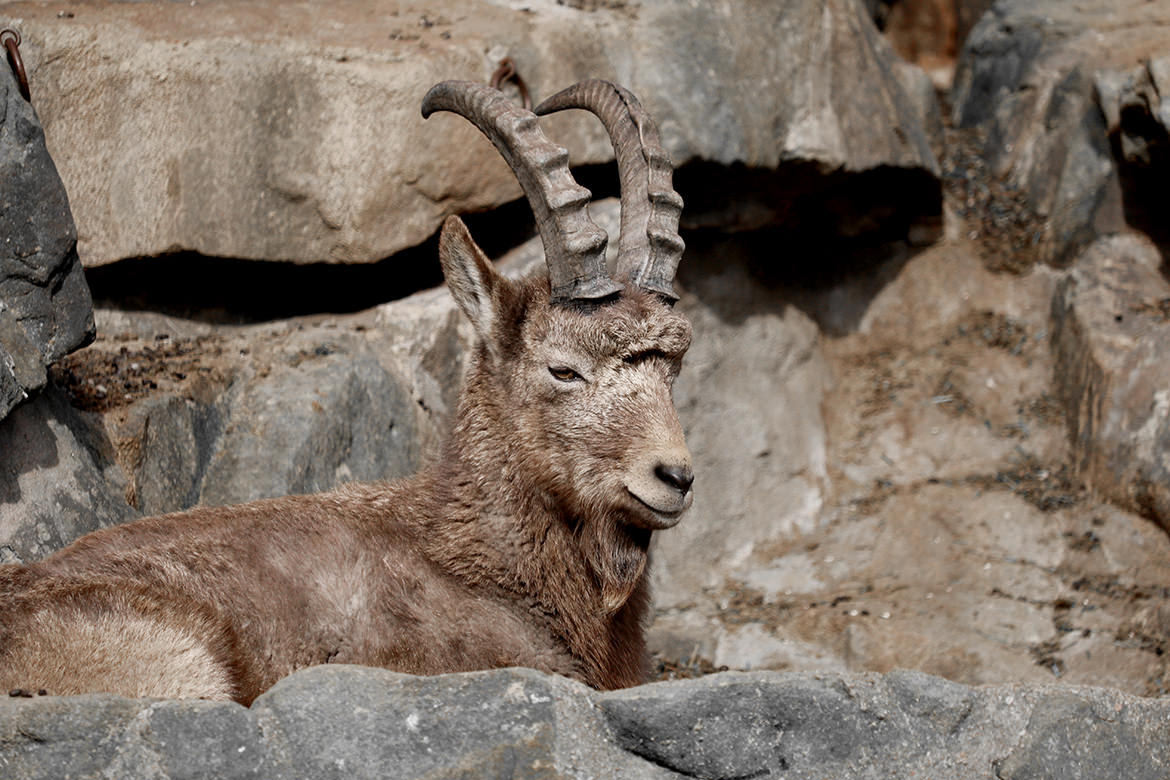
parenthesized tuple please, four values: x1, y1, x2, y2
(418, 382, 650, 689)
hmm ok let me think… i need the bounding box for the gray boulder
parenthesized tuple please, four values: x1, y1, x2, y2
(60, 313, 432, 516)
(0, 385, 136, 564)
(0, 41, 94, 422)
(196, 346, 419, 509)
(11, 0, 939, 266)
(2, 665, 1169, 779)
(950, 0, 1170, 265)
(1051, 233, 1170, 531)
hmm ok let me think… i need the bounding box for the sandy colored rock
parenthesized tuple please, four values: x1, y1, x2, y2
(651, 238, 1170, 696)
(1, 0, 940, 266)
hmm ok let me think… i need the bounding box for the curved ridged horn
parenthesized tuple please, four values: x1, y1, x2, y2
(535, 80, 684, 302)
(422, 81, 622, 303)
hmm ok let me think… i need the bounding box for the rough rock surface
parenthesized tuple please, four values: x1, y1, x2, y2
(0, 386, 136, 564)
(1052, 233, 1170, 531)
(0, 282, 463, 556)
(950, 0, 1170, 266)
(651, 236, 1170, 695)
(2, 665, 1168, 780)
(651, 235, 829, 610)
(2, 0, 939, 265)
(0, 48, 94, 422)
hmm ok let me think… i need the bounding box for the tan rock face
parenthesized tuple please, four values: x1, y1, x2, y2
(1052, 234, 1170, 531)
(651, 238, 1170, 695)
(2, 0, 940, 266)
(882, 0, 959, 84)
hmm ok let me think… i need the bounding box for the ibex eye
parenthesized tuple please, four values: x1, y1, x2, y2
(548, 366, 581, 382)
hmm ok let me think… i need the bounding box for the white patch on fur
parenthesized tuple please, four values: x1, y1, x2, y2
(4, 608, 234, 700)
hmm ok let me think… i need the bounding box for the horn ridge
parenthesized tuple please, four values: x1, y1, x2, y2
(534, 79, 684, 302)
(422, 80, 622, 303)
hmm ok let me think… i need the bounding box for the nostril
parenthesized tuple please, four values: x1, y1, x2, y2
(655, 463, 694, 492)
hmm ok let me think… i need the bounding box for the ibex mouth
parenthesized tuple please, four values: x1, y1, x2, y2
(626, 489, 691, 530)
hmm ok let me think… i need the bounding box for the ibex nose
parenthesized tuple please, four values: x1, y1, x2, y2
(655, 463, 694, 493)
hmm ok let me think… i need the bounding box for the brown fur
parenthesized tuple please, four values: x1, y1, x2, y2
(0, 218, 693, 704)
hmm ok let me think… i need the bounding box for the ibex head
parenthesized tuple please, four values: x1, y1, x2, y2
(423, 80, 693, 611)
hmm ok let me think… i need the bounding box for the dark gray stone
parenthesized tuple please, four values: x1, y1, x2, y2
(994, 693, 1170, 780)
(600, 672, 921, 779)
(197, 347, 419, 508)
(0, 49, 94, 422)
(884, 668, 976, 736)
(120, 393, 228, 516)
(0, 385, 137, 563)
(0, 695, 148, 780)
(0, 311, 428, 551)
(253, 665, 565, 780)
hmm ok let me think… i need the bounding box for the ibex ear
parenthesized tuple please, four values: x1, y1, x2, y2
(439, 215, 500, 338)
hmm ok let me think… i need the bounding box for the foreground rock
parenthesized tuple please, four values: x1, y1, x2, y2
(1052, 233, 1170, 531)
(0, 45, 94, 422)
(4, 0, 938, 265)
(950, 0, 1170, 266)
(2, 665, 1168, 779)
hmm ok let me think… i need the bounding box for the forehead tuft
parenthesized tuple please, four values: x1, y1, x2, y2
(527, 286, 692, 359)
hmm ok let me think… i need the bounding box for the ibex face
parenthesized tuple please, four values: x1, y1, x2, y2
(443, 217, 693, 529)
(440, 216, 692, 617)
(515, 284, 693, 529)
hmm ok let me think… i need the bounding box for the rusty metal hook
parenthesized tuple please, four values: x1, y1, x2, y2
(1, 28, 30, 103)
(489, 57, 531, 111)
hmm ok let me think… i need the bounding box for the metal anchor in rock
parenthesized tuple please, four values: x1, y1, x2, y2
(1, 28, 29, 103)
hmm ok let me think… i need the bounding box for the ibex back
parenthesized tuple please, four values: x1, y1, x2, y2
(0, 80, 694, 704)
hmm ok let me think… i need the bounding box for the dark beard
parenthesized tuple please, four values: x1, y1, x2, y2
(581, 517, 651, 615)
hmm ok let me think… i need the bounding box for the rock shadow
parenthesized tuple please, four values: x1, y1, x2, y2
(81, 197, 542, 325)
(1108, 109, 1170, 272)
(679, 226, 927, 337)
(0, 385, 137, 560)
(0, 390, 63, 505)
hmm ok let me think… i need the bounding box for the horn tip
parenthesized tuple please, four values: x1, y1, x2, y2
(421, 83, 446, 119)
(421, 80, 482, 119)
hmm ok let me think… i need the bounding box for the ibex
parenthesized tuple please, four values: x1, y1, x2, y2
(0, 80, 694, 704)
